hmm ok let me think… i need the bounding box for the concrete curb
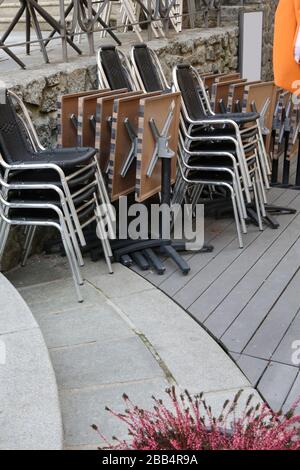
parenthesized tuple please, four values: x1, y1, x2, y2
(0, 273, 63, 450)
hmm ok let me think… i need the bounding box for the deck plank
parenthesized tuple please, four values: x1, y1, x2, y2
(282, 372, 300, 413)
(236, 354, 269, 386)
(183, 191, 300, 315)
(244, 270, 300, 360)
(271, 312, 300, 366)
(200, 194, 300, 335)
(220, 226, 300, 352)
(257, 362, 298, 411)
(134, 184, 300, 411)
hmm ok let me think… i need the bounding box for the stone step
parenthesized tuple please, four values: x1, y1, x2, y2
(0, 273, 63, 450)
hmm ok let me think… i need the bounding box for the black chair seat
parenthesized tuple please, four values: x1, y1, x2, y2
(187, 168, 234, 182)
(24, 147, 97, 168)
(188, 112, 259, 130)
(8, 165, 96, 189)
(189, 140, 257, 157)
(187, 154, 235, 168)
(8, 202, 95, 223)
(189, 124, 258, 140)
(8, 184, 97, 208)
(212, 112, 260, 125)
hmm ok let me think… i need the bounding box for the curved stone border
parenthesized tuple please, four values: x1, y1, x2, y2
(0, 273, 63, 450)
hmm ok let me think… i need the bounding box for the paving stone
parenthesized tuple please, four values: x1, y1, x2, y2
(200, 387, 263, 422)
(257, 362, 298, 411)
(60, 378, 169, 447)
(36, 303, 134, 349)
(5, 249, 266, 449)
(50, 336, 164, 390)
(113, 289, 249, 394)
(19, 277, 107, 314)
(5, 254, 72, 288)
(87, 264, 154, 299)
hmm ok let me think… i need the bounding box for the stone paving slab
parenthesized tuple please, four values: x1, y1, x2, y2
(111, 288, 250, 394)
(35, 303, 133, 349)
(20, 277, 106, 314)
(61, 378, 169, 448)
(51, 336, 165, 391)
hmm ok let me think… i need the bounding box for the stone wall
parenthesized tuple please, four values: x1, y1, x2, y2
(1, 3, 278, 150)
(3, 27, 238, 149)
(221, 0, 278, 80)
(261, 0, 277, 80)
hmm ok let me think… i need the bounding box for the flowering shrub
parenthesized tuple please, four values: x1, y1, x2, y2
(92, 387, 300, 450)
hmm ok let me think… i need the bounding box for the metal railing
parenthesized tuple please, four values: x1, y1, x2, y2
(0, 0, 222, 68)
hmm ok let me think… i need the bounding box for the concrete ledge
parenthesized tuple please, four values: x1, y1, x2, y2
(0, 273, 63, 450)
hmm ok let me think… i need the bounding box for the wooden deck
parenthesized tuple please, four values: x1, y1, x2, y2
(135, 182, 300, 412)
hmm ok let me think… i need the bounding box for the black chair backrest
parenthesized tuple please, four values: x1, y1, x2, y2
(100, 46, 133, 91)
(133, 44, 164, 92)
(176, 65, 207, 121)
(0, 92, 33, 164)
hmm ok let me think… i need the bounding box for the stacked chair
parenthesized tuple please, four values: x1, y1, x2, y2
(59, 64, 194, 275)
(97, 46, 136, 91)
(269, 89, 300, 190)
(130, 45, 262, 247)
(97, 44, 251, 249)
(0, 90, 114, 302)
(3, 42, 299, 300)
(129, 44, 298, 244)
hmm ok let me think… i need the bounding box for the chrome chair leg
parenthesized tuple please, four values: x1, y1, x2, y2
(21, 226, 36, 267)
(0, 222, 10, 267)
(60, 228, 83, 302)
(229, 186, 244, 249)
(252, 174, 264, 231)
(233, 179, 247, 234)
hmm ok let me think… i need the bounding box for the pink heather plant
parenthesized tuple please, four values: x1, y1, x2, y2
(92, 387, 300, 450)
